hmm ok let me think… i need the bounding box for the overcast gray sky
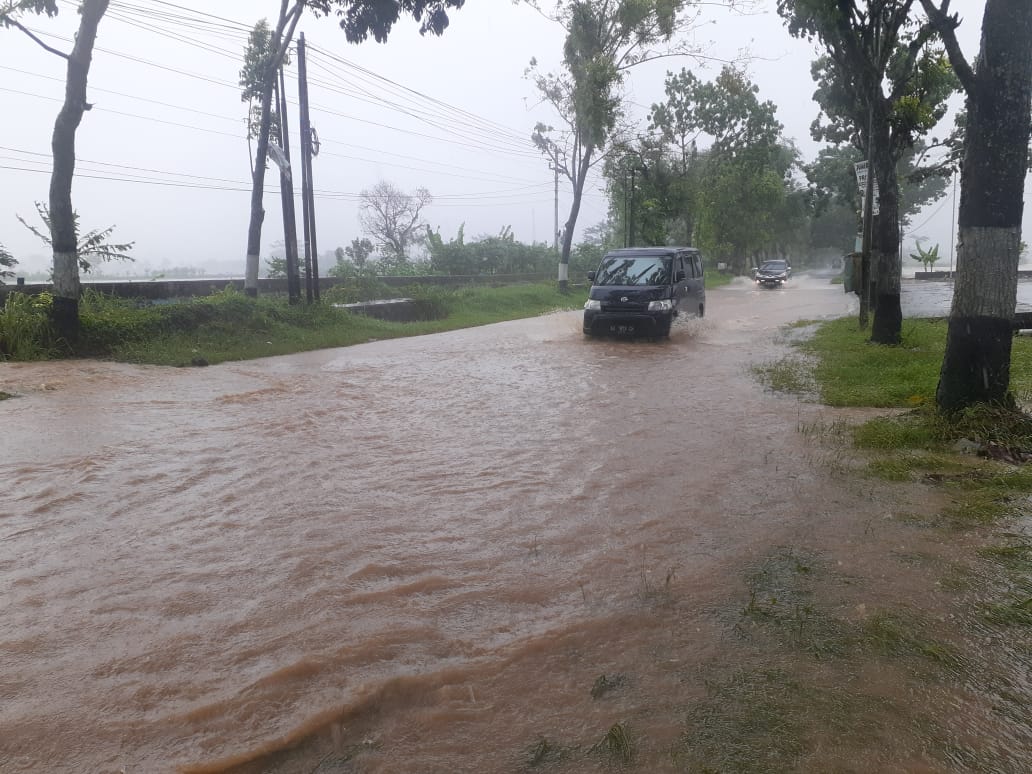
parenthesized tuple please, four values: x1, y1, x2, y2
(0, 0, 1021, 276)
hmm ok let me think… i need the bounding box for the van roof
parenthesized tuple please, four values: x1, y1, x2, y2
(602, 247, 699, 257)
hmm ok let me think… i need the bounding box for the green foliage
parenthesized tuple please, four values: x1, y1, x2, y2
(17, 201, 134, 273)
(629, 65, 803, 270)
(426, 225, 555, 275)
(909, 241, 940, 270)
(0, 0, 59, 25)
(0, 291, 55, 360)
(0, 242, 15, 283)
(529, 0, 698, 264)
(800, 317, 946, 407)
(239, 19, 278, 141)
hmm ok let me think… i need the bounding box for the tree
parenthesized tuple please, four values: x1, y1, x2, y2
(0, 242, 16, 284)
(635, 65, 799, 272)
(426, 225, 555, 275)
(921, 0, 1032, 410)
(344, 237, 375, 269)
(18, 202, 134, 272)
(1, 0, 110, 343)
(778, 0, 958, 344)
(240, 0, 464, 297)
(527, 0, 705, 291)
(358, 181, 432, 268)
(909, 240, 940, 271)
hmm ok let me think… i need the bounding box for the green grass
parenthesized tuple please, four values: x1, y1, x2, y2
(751, 356, 815, 396)
(678, 669, 885, 773)
(4, 283, 587, 366)
(799, 317, 947, 407)
(705, 271, 735, 289)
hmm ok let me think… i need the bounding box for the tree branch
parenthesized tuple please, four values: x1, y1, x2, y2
(888, 18, 938, 102)
(918, 0, 975, 94)
(9, 17, 68, 59)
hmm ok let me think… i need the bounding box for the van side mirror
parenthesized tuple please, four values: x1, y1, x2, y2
(587, 271, 596, 282)
(675, 270, 687, 282)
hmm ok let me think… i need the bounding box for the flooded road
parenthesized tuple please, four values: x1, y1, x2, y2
(1, 277, 1024, 772)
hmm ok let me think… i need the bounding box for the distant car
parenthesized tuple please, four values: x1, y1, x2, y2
(583, 247, 706, 339)
(754, 259, 790, 288)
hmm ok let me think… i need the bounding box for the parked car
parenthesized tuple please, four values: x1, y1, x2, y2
(754, 259, 791, 288)
(583, 247, 706, 339)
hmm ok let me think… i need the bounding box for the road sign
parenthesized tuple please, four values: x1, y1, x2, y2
(854, 161, 880, 216)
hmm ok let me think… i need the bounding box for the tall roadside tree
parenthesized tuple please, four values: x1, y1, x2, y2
(241, 0, 464, 296)
(527, 0, 709, 291)
(778, 0, 956, 344)
(1, 0, 110, 343)
(635, 65, 799, 272)
(920, 0, 1032, 411)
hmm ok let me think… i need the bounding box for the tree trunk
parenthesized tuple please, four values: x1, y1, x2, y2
(244, 67, 277, 297)
(244, 4, 301, 297)
(558, 144, 593, 293)
(49, 0, 110, 344)
(936, 0, 1032, 411)
(871, 131, 902, 345)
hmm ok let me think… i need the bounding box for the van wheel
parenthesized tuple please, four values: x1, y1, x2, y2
(698, 303, 705, 318)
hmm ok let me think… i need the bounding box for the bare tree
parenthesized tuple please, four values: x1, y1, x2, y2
(358, 181, 433, 267)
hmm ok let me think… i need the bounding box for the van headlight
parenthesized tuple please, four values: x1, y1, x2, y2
(584, 299, 601, 310)
(648, 299, 674, 311)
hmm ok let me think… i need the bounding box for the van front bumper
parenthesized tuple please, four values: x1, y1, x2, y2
(583, 309, 674, 336)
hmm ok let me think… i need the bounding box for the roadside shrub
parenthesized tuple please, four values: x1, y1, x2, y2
(0, 291, 55, 359)
(79, 290, 162, 352)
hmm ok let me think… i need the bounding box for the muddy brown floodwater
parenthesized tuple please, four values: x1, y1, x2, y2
(1, 277, 1026, 773)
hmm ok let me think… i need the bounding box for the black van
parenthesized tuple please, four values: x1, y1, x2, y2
(583, 247, 706, 338)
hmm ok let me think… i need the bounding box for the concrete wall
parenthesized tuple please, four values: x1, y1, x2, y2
(0, 273, 552, 302)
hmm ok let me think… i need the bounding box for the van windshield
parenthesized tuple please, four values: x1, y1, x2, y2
(594, 257, 670, 286)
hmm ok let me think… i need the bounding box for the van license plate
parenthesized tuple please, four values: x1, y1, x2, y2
(610, 324, 634, 334)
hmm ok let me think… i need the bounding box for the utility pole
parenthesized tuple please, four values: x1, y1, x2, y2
(550, 162, 559, 252)
(859, 17, 880, 330)
(297, 33, 320, 301)
(275, 67, 301, 304)
(623, 166, 631, 248)
(949, 170, 957, 277)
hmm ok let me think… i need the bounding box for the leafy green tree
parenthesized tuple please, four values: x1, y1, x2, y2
(921, 0, 1032, 410)
(18, 202, 133, 273)
(637, 65, 800, 273)
(0, 242, 16, 284)
(569, 221, 619, 279)
(344, 238, 375, 269)
(778, 1, 959, 344)
(328, 240, 379, 278)
(427, 225, 554, 275)
(909, 240, 940, 270)
(528, 0, 704, 290)
(1, 0, 110, 343)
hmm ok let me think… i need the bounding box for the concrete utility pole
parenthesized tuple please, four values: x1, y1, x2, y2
(550, 162, 559, 252)
(297, 32, 320, 301)
(275, 68, 302, 304)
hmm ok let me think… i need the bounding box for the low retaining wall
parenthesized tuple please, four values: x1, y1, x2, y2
(0, 273, 552, 302)
(916, 270, 1032, 280)
(333, 299, 419, 322)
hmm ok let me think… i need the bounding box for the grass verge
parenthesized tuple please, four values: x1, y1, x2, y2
(1, 283, 587, 366)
